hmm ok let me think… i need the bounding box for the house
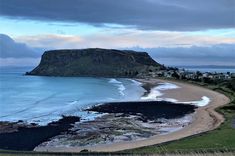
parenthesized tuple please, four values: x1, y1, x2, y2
(231, 73, 235, 78)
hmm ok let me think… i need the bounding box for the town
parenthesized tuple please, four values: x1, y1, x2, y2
(149, 66, 235, 83)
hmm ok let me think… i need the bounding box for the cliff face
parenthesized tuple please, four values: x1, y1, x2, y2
(26, 48, 162, 77)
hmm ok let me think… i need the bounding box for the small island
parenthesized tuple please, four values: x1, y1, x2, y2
(26, 48, 163, 77)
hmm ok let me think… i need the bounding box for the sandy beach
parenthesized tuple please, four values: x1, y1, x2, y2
(34, 78, 230, 152)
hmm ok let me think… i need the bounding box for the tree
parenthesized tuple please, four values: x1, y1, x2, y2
(172, 71, 180, 79)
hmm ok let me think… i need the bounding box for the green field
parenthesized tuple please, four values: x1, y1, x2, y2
(0, 151, 235, 156)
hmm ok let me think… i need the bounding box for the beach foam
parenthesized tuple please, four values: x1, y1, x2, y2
(67, 100, 78, 105)
(141, 82, 180, 100)
(129, 79, 142, 86)
(141, 89, 162, 100)
(156, 96, 211, 107)
(118, 84, 126, 96)
(156, 83, 180, 90)
(109, 78, 122, 84)
(109, 78, 126, 96)
(141, 82, 210, 107)
(180, 96, 211, 107)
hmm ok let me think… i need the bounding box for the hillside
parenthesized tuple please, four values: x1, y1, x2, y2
(26, 48, 162, 77)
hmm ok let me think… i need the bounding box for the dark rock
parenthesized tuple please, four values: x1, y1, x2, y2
(87, 101, 197, 121)
(26, 48, 162, 77)
(80, 149, 89, 152)
(0, 116, 80, 151)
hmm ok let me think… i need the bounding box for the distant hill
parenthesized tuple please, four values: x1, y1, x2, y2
(26, 48, 163, 77)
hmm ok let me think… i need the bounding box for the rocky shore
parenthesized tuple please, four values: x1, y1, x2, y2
(0, 116, 80, 151)
(35, 110, 194, 150)
(33, 79, 230, 152)
(87, 101, 197, 120)
(0, 101, 196, 151)
(1, 78, 228, 152)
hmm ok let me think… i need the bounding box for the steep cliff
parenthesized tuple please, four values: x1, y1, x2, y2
(26, 48, 162, 77)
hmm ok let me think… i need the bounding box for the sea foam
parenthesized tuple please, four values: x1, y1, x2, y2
(109, 78, 122, 84)
(129, 79, 142, 86)
(156, 96, 211, 107)
(141, 82, 210, 107)
(180, 96, 211, 107)
(141, 82, 180, 100)
(67, 100, 78, 105)
(109, 78, 126, 96)
(156, 83, 180, 90)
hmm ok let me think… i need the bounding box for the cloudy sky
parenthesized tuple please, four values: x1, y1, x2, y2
(0, 0, 235, 66)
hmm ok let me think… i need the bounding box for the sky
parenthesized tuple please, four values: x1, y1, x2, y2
(0, 0, 235, 66)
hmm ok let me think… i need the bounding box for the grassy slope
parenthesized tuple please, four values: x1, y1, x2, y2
(125, 80, 235, 153)
(0, 151, 235, 156)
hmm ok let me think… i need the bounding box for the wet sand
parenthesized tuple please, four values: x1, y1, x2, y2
(35, 78, 230, 152)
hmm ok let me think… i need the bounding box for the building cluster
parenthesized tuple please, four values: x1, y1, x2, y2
(149, 68, 235, 81)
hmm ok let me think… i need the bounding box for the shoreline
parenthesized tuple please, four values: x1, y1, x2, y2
(0, 78, 230, 152)
(34, 78, 230, 152)
(0, 116, 80, 151)
(0, 78, 194, 151)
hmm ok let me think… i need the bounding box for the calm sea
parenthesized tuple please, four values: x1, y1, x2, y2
(0, 67, 145, 125)
(178, 66, 235, 73)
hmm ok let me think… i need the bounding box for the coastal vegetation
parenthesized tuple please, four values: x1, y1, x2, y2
(0, 150, 234, 156)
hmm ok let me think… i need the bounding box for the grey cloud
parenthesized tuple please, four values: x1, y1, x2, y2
(0, 0, 234, 31)
(0, 34, 40, 58)
(133, 44, 235, 66)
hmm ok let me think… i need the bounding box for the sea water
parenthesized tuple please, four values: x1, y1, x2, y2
(0, 67, 145, 125)
(0, 67, 210, 125)
(178, 66, 235, 73)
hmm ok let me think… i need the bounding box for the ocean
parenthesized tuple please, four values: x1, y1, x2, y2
(0, 66, 212, 126)
(0, 67, 145, 125)
(178, 66, 235, 73)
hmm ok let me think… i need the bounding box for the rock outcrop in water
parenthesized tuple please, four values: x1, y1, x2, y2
(26, 48, 163, 77)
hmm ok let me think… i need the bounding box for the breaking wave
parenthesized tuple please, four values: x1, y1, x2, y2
(141, 82, 180, 100)
(155, 96, 211, 107)
(109, 78, 126, 96)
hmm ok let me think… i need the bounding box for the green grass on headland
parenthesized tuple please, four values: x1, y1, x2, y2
(1, 151, 235, 156)
(0, 150, 235, 156)
(124, 79, 235, 154)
